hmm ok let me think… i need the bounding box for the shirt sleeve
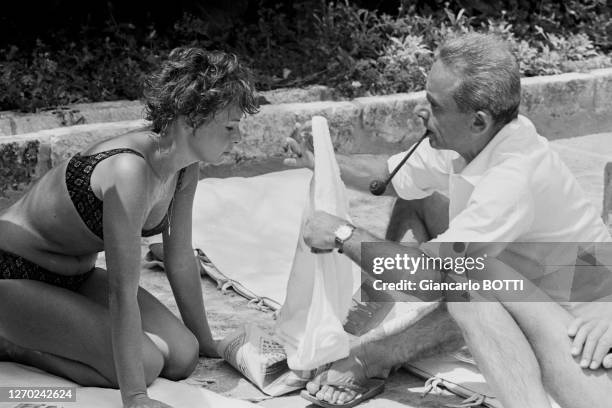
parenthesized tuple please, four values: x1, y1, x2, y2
(428, 161, 535, 257)
(388, 139, 457, 200)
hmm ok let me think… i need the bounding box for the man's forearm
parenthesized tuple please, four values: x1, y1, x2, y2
(341, 227, 443, 299)
(336, 154, 396, 195)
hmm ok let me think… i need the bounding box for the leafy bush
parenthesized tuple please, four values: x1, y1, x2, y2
(0, 0, 610, 112)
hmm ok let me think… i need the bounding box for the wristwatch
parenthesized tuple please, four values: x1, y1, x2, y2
(334, 223, 356, 254)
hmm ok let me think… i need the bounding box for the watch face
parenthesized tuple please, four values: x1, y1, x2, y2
(336, 225, 353, 241)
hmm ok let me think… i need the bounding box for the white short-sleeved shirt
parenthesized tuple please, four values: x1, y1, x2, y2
(388, 115, 612, 292)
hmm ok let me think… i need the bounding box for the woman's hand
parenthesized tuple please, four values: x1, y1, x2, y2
(125, 394, 173, 408)
(200, 338, 221, 358)
(568, 302, 612, 370)
(283, 121, 314, 169)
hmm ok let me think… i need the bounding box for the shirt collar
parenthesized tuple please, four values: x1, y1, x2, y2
(454, 115, 539, 186)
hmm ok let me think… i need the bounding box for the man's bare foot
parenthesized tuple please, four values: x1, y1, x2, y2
(305, 348, 388, 405)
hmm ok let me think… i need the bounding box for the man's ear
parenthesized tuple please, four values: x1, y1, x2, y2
(471, 110, 494, 135)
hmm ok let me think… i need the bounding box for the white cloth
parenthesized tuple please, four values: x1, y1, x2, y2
(0, 362, 257, 408)
(191, 168, 312, 305)
(275, 116, 355, 370)
(189, 116, 357, 370)
(389, 115, 612, 287)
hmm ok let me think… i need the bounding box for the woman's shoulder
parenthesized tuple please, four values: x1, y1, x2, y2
(79, 126, 153, 155)
(89, 150, 152, 204)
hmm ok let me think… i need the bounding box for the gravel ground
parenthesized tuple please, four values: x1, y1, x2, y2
(6, 132, 611, 407)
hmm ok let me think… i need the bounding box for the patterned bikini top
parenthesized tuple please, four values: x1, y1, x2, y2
(65, 148, 185, 240)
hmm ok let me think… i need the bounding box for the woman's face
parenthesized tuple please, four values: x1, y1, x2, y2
(190, 104, 243, 163)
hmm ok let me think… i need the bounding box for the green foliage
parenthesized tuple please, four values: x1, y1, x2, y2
(0, 0, 610, 112)
(0, 141, 39, 196)
(0, 26, 166, 112)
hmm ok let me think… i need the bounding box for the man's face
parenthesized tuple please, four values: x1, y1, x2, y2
(421, 60, 474, 153)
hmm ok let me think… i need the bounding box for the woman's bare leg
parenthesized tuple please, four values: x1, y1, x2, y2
(77, 268, 199, 380)
(0, 268, 198, 386)
(0, 336, 113, 386)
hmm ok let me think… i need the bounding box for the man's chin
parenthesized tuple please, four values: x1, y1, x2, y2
(207, 152, 232, 165)
(428, 136, 442, 149)
(427, 134, 450, 151)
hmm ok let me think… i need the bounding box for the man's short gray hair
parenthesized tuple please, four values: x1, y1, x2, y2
(436, 32, 521, 127)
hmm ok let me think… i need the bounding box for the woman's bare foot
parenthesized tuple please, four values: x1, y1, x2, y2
(201, 338, 221, 359)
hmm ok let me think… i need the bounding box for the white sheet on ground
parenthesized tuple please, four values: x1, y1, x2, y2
(0, 362, 257, 408)
(191, 168, 312, 305)
(274, 116, 355, 370)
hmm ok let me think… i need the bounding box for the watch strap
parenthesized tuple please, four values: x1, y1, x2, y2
(335, 224, 356, 254)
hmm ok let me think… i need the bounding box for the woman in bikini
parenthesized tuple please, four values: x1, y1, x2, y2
(0, 47, 258, 408)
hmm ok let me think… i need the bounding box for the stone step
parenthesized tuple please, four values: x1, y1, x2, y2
(0, 86, 334, 137)
(0, 120, 146, 206)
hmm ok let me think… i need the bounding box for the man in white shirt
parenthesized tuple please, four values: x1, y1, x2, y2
(289, 32, 612, 408)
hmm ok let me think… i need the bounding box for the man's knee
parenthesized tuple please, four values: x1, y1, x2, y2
(385, 193, 449, 242)
(386, 198, 429, 242)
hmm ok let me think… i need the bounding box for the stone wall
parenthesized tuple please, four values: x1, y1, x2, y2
(1, 69, 611, 207)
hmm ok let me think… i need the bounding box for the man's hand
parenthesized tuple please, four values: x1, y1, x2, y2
(284, 121, 315, 169)
(568, 302, 612, 370)
(303, 210, 348, 252)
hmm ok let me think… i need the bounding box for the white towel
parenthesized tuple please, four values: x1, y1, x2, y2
(0, 362, 257, 408)
(274, 116, 355, 370)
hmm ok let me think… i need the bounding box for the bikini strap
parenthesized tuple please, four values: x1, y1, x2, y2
(175, 167, 187, 192)
(78, 148, 145, 161)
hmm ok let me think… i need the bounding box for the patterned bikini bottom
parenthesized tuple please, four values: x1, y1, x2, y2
(0, 249, 94, 291)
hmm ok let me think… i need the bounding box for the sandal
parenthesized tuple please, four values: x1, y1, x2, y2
(300, 378, 385, 407)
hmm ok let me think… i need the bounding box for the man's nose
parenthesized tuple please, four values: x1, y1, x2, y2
(414, 104, 430, 124)
(231, 128, 242, 144)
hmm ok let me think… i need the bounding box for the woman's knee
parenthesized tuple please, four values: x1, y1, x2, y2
(161, 329, 199, 381)
(142, 342, 165, 386)
(95, 341, 163, 388)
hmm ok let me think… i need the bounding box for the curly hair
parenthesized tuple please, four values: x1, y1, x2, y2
(143, 47, 259, 134)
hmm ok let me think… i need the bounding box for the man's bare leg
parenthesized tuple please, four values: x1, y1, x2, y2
(307, 304, 464, 405)
(359, 302, 464, 368)
(448, 252, 612, 408)
(503, 301, 612, 408)
(447, 301, 553, 408)
(306, 194, 462, 405)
